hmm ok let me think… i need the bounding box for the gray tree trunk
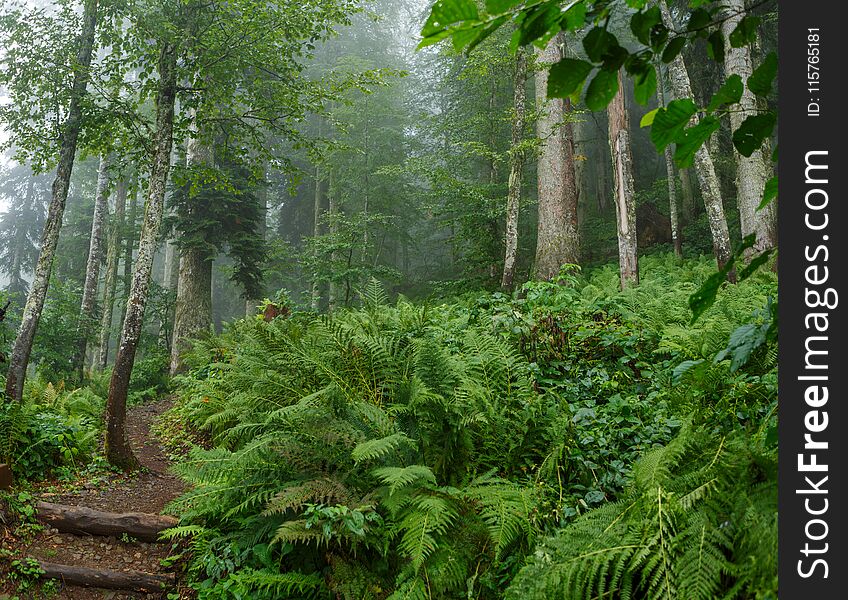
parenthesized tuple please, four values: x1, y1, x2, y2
(170, 112, 213, 374)
(310, 162, 325, 311)
(501, 48, 527, 289)
(74, 153, 111, 377)
(94, 178, 128, 371)
(106, 41, 178, 470)
(657, 67, 682, 257)
(722, 0, 776, 255)
(5, 0, 99, 402)
(245, 166, 267, 317)
(533, 33, 580, 280)
(659, 0, 733, 274)
(608, 71, 639, 289)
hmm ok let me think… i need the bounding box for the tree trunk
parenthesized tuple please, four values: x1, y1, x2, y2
(659, 0, 733, 275)
(310, 162, 325, 311)
(657, 66, 682, 257)
(245, 166, 267, 317)
(327, 169, 340, 311)
(106, 41, 177, 470)
(170, 113, 213, 375)
(4, 0, 99, 402)
(533, 33, 580, 280)
(36, 562, 174, 593)
(722, 0, 776, 255)
(95, 178, 127, 370)
(501, 48, 527, 289)
(35, 502, 178, 541)
(680, 167, 696, 221)
(118, 185, 140, 336)
(608, 71, 639, 289)
(74, 153, 111, 378)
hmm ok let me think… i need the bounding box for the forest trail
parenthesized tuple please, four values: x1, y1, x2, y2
(10, 398, 184, 599)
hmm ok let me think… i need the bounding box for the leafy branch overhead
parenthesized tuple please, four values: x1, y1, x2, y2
(420, 0, 778, 195)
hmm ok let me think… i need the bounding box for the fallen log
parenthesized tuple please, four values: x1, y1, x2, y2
(36, 560, 174, 592)
(36, 502, 178, 542)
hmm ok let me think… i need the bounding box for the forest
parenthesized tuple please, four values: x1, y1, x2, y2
(0, 0, 778, 598)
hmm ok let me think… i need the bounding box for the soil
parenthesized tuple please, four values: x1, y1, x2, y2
(1, 398, 187, 599)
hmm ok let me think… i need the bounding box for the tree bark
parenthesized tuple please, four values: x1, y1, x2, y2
(37, 561, 174, 593)
(608, 71, 639, 289)
(680, 167, 696, 221)
(310, 161, 325, 311)
(245, 166, 267, 317)
(106, 41, 177, 470)
(5, 0, 99, 402)
(501, 48, 527, 289)
(657, 66, 682, 257)
(74, 153, 111, 378)
(533, 33, 580, 280)
(722, 0, 776, 255)
(94, 178, 127, 371)
(169, 113, 213, 375)
(118, 185, 140, 337)
(659, 0, 733, 275)
(35, 502, 178, 542)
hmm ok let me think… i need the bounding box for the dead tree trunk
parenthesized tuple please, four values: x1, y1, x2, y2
(722, 0, 776, 255)
(106, 41, 177, 470)
(5, 0, 99, 402)
(659, 0, 733, 275)
(37, 562, 174, 593)
(35, 502, 178, 541)
(501, 48, 527, 289)
(608, 71, 639, 289)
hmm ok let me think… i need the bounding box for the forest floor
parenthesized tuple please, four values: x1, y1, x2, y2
(1, 398, 185, 599)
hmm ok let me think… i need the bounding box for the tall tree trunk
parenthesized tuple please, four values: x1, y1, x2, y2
(106, 41, 177, 470)
(5, 0, 99, 402)
(74, 153, 111, 378)
(659, 0, 733, 275)
(95, 178, 127, 371)
(657, 66, 682, 257)
(310, 162, 325, 311)
(118, 185, 139, 336)
(327, 169, 340, 311)
(245, 167, 267, 316)
(502, 49, 527, 289)
(608, 71, 639, 289)
(169, 115, 213, 374)
(533, 33, 580, 280)
(722, 0, 776, 255)
(680, 167, 696, 221)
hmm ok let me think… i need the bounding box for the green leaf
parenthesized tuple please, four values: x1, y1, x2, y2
(633, 64, 656, 105)
(421, 0, 480, 38)
(706, 74, 743, 113)
(630, 6, 661, 46)
(759, 176, 778, 210)
(583, 27, 617, 63)
(485, 0, 520, 13)
(686, 8, 711, 33)
(729, 15, 761, 48)
(748, 52, 777, 97)
(674, 116, 719, 168)
(516, 3, 562, 48)
(585, 69, 619, 112)
(561, 2, 587, 32)
(650, 98, 697, 151)
(706, 30, 725, 62)
(661, 37, 686, 63)
(732, 113, 776, 157)
(640, 108, 659, 128)
(689, 235, 761, 323)
(547, 58, 593, 98)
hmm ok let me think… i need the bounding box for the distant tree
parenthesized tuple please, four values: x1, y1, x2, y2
(0, 164, 49, 298)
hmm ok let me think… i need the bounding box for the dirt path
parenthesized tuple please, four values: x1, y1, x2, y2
(7, 398, 186, 599)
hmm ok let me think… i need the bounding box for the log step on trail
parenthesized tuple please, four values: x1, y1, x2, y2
(35, 502, 178, 542)
(35, 560, 175, 593)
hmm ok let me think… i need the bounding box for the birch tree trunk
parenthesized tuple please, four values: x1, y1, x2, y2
(118, 186, 139, 336)
(5, 0, 99, 402)
(74, 153, 111, 378)
(608, 71, 639, 289)
(722, 0, 776, 255)
(501, 48, 527, 289)
(169, 115, 213, 374)
(659, 0, 733, 274)
(327, 169, 340, 311)
(106, 41, 178, 470)
(533, 33, 580, 280)
(94, 178, 127, 370)
(657, 67, 682, 257)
